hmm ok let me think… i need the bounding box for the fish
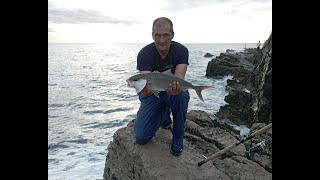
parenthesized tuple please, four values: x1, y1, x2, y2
(126, 71, 213, 102)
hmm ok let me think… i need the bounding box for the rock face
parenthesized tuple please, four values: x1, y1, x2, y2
(206, 33, 272, 126)
(103, 110, 272, 180)
(250, 34, 272, 123)
(205, 50, 259, 82)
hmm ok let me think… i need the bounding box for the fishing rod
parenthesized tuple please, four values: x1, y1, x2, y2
(198, 123, 272, 167)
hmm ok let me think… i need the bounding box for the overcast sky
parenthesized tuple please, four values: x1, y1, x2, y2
(48, 0, 272, 43)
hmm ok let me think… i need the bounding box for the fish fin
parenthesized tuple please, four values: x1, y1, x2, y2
(161, 69, 174, 76)
(153, 69, 174, 76)
(135, 79, 147, 94)
(151, 90, 160, 98)
(194, 86, 214, 102)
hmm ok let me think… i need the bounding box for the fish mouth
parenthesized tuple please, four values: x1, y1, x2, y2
(126, 79, 134, 87)
(126, 78, 147, 94)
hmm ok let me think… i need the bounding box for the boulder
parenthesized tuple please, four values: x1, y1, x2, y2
(103, 110, 272, 180)
(207, 32, 272, 126)
(204, 52, 214, 57)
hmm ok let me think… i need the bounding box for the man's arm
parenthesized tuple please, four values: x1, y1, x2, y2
(174, 64, 188, 79)
(167, 64, 188, 95)
(140, 70, 152, 74)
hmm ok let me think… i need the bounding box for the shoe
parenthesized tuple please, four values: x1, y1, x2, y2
(170, 144, 183, 156)
(161, 120, 172, 130)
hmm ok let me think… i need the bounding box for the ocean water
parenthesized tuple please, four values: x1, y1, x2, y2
(48, 43, 257, 179)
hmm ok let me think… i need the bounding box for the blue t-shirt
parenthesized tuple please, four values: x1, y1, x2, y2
(137, 41, 189, 74)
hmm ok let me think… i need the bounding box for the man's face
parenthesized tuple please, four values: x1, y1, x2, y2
(152, 23, 174, 52)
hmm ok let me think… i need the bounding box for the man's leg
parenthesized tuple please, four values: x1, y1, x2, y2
(166, 91, 190, 155)
(134, 95, 166, 144)
(160, 106, 172, 129)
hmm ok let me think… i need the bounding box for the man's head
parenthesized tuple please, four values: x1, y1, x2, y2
(152, 17, 174, 52)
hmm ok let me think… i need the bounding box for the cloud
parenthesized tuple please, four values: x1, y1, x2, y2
(48, 3, 140, 25)
(251, 4, 272, 12)
(162, 0, 213, 11)
(163, 0, 271, 11)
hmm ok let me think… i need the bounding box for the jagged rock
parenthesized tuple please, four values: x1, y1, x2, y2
(104, 126, 231, 180)
(204, 52, 214, 57)
(213, 156, 272, 179)
(249, 154, 272, 173)
(250, 33, 272, 123)
(207, 32, 272, 126)
(226, 49, 236, 54)
(187, 110, 215, 127)
(205, 52, 256, 80)
(103, 110, 271, 180)
(217, 90, 255, 125)
(185, 119, 246, 157)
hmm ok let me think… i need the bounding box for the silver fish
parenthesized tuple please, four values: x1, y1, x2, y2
(126, 72, 213, 102)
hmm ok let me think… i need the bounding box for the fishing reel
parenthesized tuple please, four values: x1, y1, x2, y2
(247, 140, 267, 157)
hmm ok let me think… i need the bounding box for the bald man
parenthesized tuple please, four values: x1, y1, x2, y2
(133, 17, 189, 156)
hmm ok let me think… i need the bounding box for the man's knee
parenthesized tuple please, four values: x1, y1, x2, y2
(176, 91, 190, 104)
(135, 134, 152, 145)
(134, 118, 157, 145)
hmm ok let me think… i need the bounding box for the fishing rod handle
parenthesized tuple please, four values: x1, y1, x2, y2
(250, 123, 272, 137)
(197, 143, 236, 166)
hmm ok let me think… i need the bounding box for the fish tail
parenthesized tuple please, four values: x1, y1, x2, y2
(194, 86, 214, 102)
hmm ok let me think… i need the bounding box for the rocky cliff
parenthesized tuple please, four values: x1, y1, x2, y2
(103, 110, 272, 180)
(206, 33, 272, 126)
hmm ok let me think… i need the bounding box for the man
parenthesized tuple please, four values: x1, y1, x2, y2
(134, 17, 190, 156)
(257, 40, 261, 51)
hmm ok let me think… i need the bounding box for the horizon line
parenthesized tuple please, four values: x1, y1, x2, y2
(48, 42, 262, 44)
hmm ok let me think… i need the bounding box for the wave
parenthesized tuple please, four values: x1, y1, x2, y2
(83, 107, 132, 115)
(48, 103, 65, 108)
(64, 138, 88, 144)
(48, 138, 88, 151)
(48, 115, 59, 118)
(48, 102, 76, 108)
(82, 121, 125, 129)
(48, 143, 69, 150)
(48, 158, 60, 164)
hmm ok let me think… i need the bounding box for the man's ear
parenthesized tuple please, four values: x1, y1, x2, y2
(152, 32, 155, 40)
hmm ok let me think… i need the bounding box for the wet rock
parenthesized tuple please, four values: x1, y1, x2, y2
(204, 52, 214, 57)
(104, 126, 230, 180)
(213, 156, 272, 180)
(103, 110, 272, 180)
(206, 32, 272, 126)
(187, 110, 215, 127)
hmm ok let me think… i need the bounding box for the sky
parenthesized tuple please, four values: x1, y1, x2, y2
(48, 0, 272, 43)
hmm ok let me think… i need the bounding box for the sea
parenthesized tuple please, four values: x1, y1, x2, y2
(48, 43, 257, 180)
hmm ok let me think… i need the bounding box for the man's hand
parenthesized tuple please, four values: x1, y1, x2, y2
(166, 81, 181, 96)
(139, 86, 153, 96)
